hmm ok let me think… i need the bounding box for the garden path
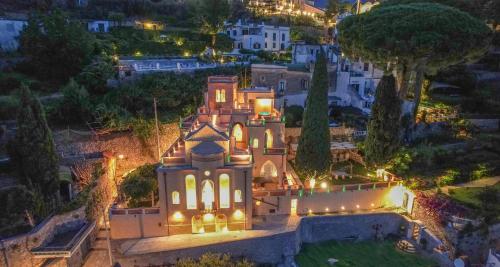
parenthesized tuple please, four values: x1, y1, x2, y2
(440, 176, 500, 195)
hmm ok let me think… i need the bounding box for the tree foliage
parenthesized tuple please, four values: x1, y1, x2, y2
(19, 10, 95, 84)
(7, 85, 60, 205)
(199, 0, 230, 46)
(76, 56, 114, 95)
(338, 3, 492, 117)
(120, 163, 158, 207)
(295, 50, 332, 176)
(365, 75, 402, 166)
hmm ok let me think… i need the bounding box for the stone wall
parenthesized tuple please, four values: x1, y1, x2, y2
(55, 123, 179, 176)
(112, 212, 411, 267)
(0, 208, 85, 267)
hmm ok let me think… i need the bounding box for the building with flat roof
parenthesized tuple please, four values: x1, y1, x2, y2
(224, 20, 290, 52)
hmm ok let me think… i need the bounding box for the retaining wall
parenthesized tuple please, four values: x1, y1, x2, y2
(113, 212, 410, 267)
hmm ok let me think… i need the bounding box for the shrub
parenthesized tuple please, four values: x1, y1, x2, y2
(120, 164, 159, 207)
(470, 163, 489, 180)
(285, 105, 304, 127)
(175, 253, 254, 267)
(438, 169, 460, 186)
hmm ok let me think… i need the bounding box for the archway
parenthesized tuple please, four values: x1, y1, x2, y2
(201, 180, 215, 211)
(260, 160, 278, 180)
(232, 123, 247, 149)
(264, 129, 273, 149)
(215, 214, 228, 232)
(192, 215, 204, 234)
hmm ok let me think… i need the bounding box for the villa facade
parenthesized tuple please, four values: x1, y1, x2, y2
(224, 20, 290, 52)
(110, 76, 293, 238)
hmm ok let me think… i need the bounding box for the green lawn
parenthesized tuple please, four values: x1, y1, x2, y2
(295, 240, 437, 267)
(448, 182, 500, 208)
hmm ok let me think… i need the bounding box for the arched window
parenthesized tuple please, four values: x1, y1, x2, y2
(232, 124, 243, 142)
(265, 129, 273, 148)
(201, 180, 215, 210)
(234, 189, 242, 202)
(260, 160, 278, 178)
(252, 138, 259, 148)
(172, 191, 180, 204)
(219, 174, 230, 208)
(185, 175, 197, 209)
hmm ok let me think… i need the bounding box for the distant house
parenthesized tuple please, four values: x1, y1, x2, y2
(291, 42, 339, 65)
(251, 63, 312, 96)
(223, 20, 290, 52)
(87, 20, 113, 33)
(0, 17, 27, 52)
(134, 20, 165, 31)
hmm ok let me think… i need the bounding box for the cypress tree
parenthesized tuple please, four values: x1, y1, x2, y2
(8, 85, 60, 206)
(365, 75, 402, 166)
(295, 50, 332, 177)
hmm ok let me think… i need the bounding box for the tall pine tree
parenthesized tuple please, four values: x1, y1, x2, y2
(295, 50, 332, 177)
(8, 85, 60, 206)
(365, 75, 402, 166)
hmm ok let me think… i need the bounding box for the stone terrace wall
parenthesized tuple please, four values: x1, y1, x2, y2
(113, 212, 411, 267)
(55, 123, 179, 175)
(0, 208, 85, 267)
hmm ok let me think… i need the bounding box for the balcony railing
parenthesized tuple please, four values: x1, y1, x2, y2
(264, 147, 287, 155)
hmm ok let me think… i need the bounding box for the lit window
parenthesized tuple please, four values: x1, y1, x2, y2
(185, 175, 197, 209)
(216, 89, 226, 103)
(219, 174, 230, 208)
(172, 191, 180, 204)
(202, 180, 215, 210)
(233, 124, 243, 142)
(234, 189, 242, 202)
(265, 129, 273, 148)
(252, 138, 259, 148)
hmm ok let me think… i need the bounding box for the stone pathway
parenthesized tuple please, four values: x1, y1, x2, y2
(83, 228, 111, 267)
(440, 176, 500, 195)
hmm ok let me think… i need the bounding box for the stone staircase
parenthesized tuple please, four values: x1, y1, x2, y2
(396, 239, 417, 254)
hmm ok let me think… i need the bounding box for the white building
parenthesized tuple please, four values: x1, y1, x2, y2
(291, 42, 339, 65)
(332, 57, 383, 114)
(0, 18, 27, 52)
(87, 20, 113, 33)
(223, 20, 290, 52)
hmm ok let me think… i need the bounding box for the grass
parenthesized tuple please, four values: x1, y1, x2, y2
(295, 240, 437, 267)
(448, 182, 500, 209)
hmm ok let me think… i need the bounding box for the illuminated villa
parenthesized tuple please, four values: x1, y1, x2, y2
(109, 76, 414, 240)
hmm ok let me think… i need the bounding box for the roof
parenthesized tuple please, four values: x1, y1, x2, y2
(191, 142, 224, 155)
(184, 123, 229, 141)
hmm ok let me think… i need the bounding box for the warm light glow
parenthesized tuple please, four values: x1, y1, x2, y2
(255, 98, 272, 115)
(256, 200, 261, 206)
(234, 189, 242, 203)
(260, 160, 278, 178)
(233, 209, 244, 220)
(185, 175, 197, 209)
(232, 124, 243, 142)
(211, 114, 217, 126)
(203, 213, 215, 222)
(172, 191, 180, 204)
(118, 154, 124, 160)
(325, 207, 329, 212)
(356, 204, 360, 209)
(309, 178, 316, 189)
(308, 209, 313, 215)
(371, 203, 375, 207)
(341, 206, 345, 210)
(264, 129, 273, 149)
(219, 174, 230, 209)
(173, 211, 184, 221)
(252, 138, 259, 148)
(320, 181, 328, 189)
(183, 51, 190, 57)
(215, 89, 226, 103)
(204, 170, 211, 176)
(201, 180, 215, 210)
